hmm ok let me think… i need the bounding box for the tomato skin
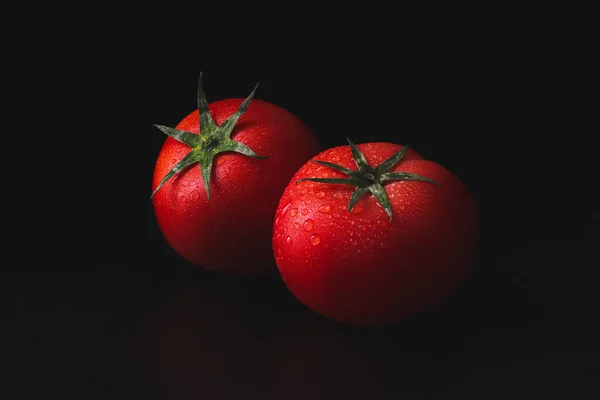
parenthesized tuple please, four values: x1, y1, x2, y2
(273, 144, 478, 326)
(152, 98, 321, 274)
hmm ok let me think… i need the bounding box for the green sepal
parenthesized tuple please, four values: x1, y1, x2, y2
(150, 72, 269, 200)
(217, 83, 259, 137)
(367, 183, 393, 221)
(197, 71, 217, 135)
(296, 138, 440, 223)
(346, 138, 370, 174)
(348, 186, 368, 212)
(150, 150, 201, 198)
(380, 172, 440, 186)
(309, 160, 355, 175)
(153, 125, 200, 147)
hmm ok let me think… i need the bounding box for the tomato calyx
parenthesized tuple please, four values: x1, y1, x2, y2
(296, 138, 439, 223)
(150, 72, 269, 200)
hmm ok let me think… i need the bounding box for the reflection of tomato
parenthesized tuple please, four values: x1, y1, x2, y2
(152, 74, 320, 273)
(273, 140, 479, 325)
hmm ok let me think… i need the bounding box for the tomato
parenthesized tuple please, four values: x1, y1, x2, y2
(272, 140, 479, 325)
(152, 73, 321, 274)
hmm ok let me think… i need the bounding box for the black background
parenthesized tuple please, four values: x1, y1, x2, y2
(4, 26, 598, 399)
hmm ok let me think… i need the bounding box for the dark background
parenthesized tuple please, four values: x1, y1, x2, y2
(4, 28, 598, 398)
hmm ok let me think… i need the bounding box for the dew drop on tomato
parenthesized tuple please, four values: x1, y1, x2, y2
(290, 208, 298, 217)
(281, 203, 292, 218)
(318, 204, 331, 213)
(303, 219, 314, 232)
(310, 234, 321, 246)
(351, 206, 363, 215)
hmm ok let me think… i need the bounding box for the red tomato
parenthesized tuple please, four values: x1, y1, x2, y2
(272, 141, 478, 325)
(152, 75, 321, 274)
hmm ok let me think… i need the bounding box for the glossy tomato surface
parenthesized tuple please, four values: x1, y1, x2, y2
(153, 98, 321, 274)
(273, 143, 478, 325)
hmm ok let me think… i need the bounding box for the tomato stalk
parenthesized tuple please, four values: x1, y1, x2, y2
(150, 72, 269, 200)
(296, 138, 439, 222)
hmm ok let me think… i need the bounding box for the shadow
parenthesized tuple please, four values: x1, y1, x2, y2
(118, 268, 487, 400)
(128, 210, 600, 399)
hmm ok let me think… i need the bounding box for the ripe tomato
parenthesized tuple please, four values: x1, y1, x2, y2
(152, 74, 321, 274)
(272, 140, 478, 325)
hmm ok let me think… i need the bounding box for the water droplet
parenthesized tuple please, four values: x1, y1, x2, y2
(349, 220, 355, 226)
(293, 222, 300, 229)
(303, 219, 314, 232)
(369, 224, 376, 231)
(286, 236, 293, 246)
(176, 148, 182, 153)
(315, 191, 325, 198)
(350, 206, 363, 214)
(301, 189, 308, 195)
(178, 195, 187, 202)
(231, 159, 238, 164)
(243, 137, 250, 144)
(360, 224, 367, 231)
(333, 192, 343, 200)
(349, 238, 358, 246)
(171, 158, 177, 164)
(281, 203, 292, 218)
(318, 204, 331, 213)
(378, 220, 388, 228)
(304, 199, 312, 205)
(189, 190, 200, 203)
(310, 234, 321, 245)
(333, 212, 340, 218)
(290, 208, 298, 217)
(224, 167, 230, 178)
(301, 209, 309, 216)
(217, 158, 224, 166)
(332, 156, 340, 162)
